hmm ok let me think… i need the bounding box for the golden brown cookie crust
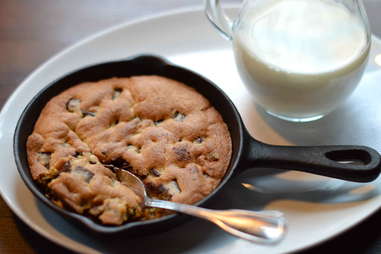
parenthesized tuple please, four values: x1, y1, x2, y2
(26, 76, 232, 225)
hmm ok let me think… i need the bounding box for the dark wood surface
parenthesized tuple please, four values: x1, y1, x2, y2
(1, 0, 381, 253)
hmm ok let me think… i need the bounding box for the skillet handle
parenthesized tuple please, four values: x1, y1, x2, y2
(244, 140, 381, 182)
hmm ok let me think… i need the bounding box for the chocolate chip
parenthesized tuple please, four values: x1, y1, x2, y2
(194, 137, 203, 143)
(154, 119, 164, 125)
(112, 88, 122, 100)
(82, 111, 96, 117)
(173, 111, 185, 121)
(173, 146, 191, 161)
(146, 183, 166, 194)
(157, 185, 167, 193)
(74, 151, 83, 158)
(62, 161, 71, 172)
(106, 158, 132, 171)
(139, 174, 147, 180)
(145, 182, 155, 192)
(73, 166, 94, 183)
(89, 154, 98, 164)
(145, 183, 172, 200)
(150, 168, 161, 177)
(110, 119, 120, 127)
(66, 98, 81, 113)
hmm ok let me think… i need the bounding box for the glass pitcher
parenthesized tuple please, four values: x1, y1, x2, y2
(206, 0, 371, 122)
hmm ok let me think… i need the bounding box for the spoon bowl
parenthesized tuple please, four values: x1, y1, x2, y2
(116, 169, 287, 244)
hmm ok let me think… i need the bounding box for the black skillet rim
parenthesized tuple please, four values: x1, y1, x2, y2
(13, 54, 245, 234)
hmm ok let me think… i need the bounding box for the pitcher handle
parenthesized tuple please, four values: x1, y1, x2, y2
(205, 0, 234, 40)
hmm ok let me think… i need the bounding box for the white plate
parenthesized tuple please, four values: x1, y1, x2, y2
(1, 6, 381, 254)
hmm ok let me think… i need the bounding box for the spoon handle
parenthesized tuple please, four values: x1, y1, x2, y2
(146, 199, 286, 244)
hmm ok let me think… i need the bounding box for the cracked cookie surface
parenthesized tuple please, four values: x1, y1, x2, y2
(26, 76, 232, 225)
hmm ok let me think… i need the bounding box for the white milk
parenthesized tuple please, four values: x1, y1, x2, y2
(233, 0, 370, 120)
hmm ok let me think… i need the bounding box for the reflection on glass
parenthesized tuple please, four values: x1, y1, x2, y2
(241, 183, 258, 191)
(375, 54, 381, 67)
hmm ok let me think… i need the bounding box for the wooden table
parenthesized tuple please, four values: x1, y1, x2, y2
(1, 0, 381, 253)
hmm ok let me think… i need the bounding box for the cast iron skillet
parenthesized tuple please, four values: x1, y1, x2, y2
(14, 55, 381, 235)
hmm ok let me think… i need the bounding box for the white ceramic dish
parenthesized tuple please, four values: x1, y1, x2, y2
(1, 6, 381, 254)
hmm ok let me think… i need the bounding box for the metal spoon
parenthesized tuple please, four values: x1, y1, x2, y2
(118, 170, 287, 244)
